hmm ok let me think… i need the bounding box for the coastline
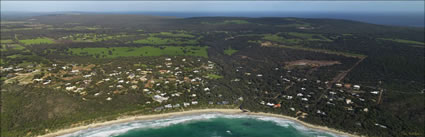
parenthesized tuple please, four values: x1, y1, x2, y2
(39, 109, 359, 137)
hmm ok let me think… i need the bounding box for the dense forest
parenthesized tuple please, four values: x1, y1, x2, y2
(1, 14, 424, 137)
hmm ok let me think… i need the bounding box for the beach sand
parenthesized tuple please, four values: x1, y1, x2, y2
(39, 109, 359, 137)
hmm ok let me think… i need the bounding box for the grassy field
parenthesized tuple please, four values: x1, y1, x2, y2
(287, 32, 332, 42)
(69, 46, 208, 58)
(19, 38, 54, 45)
(151, 32, 195, 38)
(263, 34, 301, 45)
(0, 40, 14, 44)
(63, 33, 133, 42)
(277, 45, 366, 58)
(224, 48, 238, 55)
(378, 38, 425, 46)
(133, 36, 198, 45)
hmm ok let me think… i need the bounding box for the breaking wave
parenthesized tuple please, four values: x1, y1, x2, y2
(59, 113, 345, 137)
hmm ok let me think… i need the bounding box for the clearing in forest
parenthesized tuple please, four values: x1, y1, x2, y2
(133, 36, 198, 45)
(284, 60, 341, 69)
(224, 48, 238, 55)
(68, 46, 208, 58)
(377, 38, 425, 47)
(19, 37, 54, 45)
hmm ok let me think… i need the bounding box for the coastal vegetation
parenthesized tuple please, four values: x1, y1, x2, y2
(1, 14, 423, 137)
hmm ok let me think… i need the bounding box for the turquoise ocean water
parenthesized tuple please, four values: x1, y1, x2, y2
(60, 113, 343, 137)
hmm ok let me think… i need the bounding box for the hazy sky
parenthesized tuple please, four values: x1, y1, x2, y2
(1, 1, 424, 13)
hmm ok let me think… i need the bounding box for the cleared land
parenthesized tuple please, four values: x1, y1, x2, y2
(19, 37, 54, 45)
(69, 46, 208, 58)
(378, 38, 425, 46)
(224, 48, 238, 55)
(133, 37, 198, 45)
(0, 40, 14, 44)
(284, 60, 341, 69)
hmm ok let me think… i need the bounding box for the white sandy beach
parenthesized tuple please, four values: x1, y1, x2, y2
(39, 109, 360, 137)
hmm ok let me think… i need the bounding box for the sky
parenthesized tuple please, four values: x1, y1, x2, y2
(1, 1, 424, 13)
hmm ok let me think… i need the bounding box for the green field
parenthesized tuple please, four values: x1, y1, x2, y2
(1, 44, 26, 51)
(69, 46, 208, 58)
(0, 40, 14, 44)
(224, 48, 238, 55)
(378, 38, 425, 46)
(63, 33, 133, 42)
(263, 34, 301, 45)
(19, 37, 54, 45)
(277, 45, 366, 58)
(133, 36, 198, 45)
(287, 32, 332, 42)
(151, 32, 195, 38)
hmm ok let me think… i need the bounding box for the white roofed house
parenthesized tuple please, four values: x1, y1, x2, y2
(183, 102, 190, 107)
(353, 85, 360, 90)
(191, 101, 198, 105)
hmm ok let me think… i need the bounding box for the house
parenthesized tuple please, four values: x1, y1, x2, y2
(183, 102, 190, 107)
(191, 101, 198, 105)
(153, 95, 169, 103)
(128, 73, 135, 79)
(346, 99, 352, 104)
(164, 104, 172, 108)
(204, 87, 210, 91)
(173, 104, 180, 108)
(71, 70, 79, 73)
(353, 85, 361, 90)
(66, 86, 77, 91)
(139, 77, 148, 82)
(154, 106, 164, 111)
(297, 93, 303, 97)
(371, 91, 379, 94)
(43, 80, 51, 85)
(266, 102, 274, 107)
(94, 93, 100, 96)
(209, 101, 214, 105)
(257, 74, 263, 77)
(273, 104, 281, 108)
(33, 78, 43, 82)
(301, 98, 308, 101)
(335, 83, 342, 87)
(106, 97, 112, 101)
(222, 101, 229, 105)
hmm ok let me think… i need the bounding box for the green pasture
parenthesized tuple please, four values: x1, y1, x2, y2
(19, 37, 54, 45)
(68, 46, 208, 58)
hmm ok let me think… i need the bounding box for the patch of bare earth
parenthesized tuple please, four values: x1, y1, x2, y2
(260, 41, 273, 47)
(284, 60, 341, 69)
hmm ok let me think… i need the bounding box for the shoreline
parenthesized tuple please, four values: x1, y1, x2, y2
(39, 109, 359, 137)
